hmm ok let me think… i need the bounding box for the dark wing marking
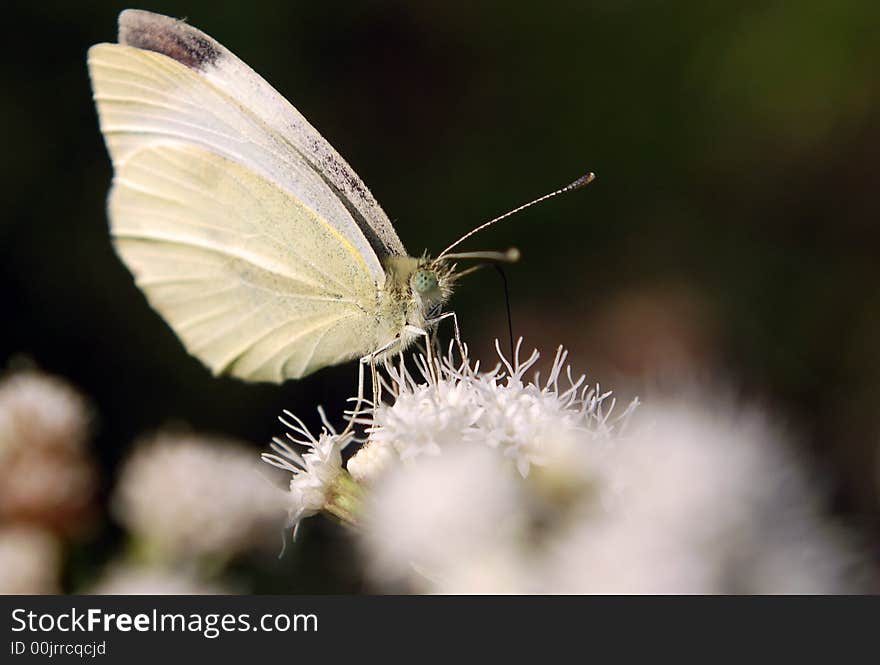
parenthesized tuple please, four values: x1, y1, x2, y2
(119, 11, 221, 71)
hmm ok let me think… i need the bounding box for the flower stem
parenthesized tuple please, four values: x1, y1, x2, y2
(324, 470, 365, 527)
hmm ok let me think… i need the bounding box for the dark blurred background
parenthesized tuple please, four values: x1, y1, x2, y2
(1, 0, 879, 591)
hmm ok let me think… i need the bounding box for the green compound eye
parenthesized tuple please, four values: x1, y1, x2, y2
(412, 269, 439, 295)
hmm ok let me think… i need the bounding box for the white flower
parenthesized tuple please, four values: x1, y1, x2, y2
(88, 563, 227, 595)
(0, 370, 91, 457)
(347, 438, 397, 483)
(114, 433, 287, 561)
(273, 338, 636, 557)
(270, 338, 868, 594)
(465, 341, 635, 478)
(368, 378, 483, 461)
(342, 339, 635, 592)
(0, 370, 96, 531)
(0, 526, 62, 594)
(434, 547, 531, 595)
(359, 340, 636, 480)
(359, 445, 525, 592)
(261, 408, 357, 535)
(539, 399, 866, 594)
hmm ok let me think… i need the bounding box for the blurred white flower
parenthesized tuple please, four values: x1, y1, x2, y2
(0, 370, 91, 455)
(269, 339, 866, 594)
(360, 445, 525, 591)
(0, 370, 96, 531)
(540, 399, 866, 594)
(0, 525, 62, 594)
(435, 547, 531, 595)
(89, 563, 227, 595)
(114, 433, 287, 562)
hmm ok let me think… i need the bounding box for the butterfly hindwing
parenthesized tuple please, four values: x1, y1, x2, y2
(110, 142, 380, 381)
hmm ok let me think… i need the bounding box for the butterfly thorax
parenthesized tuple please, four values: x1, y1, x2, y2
(374, 255, 454, 358)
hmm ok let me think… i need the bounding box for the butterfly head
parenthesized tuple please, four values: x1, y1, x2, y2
(381, 255, 454, 325)
(410, 257, 455, 320)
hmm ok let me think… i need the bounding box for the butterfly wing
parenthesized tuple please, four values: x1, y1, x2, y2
(110, 143, 379, 381)
(87, 11, 405, 381)
(100, 8, 406, 259)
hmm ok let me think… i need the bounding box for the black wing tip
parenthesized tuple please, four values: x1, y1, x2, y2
(118, 9, 222, 71)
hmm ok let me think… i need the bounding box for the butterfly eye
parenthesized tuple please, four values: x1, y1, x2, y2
(411, 269, 439, 295)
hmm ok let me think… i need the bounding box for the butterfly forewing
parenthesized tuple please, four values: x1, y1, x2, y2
(116, 8, 407, 260)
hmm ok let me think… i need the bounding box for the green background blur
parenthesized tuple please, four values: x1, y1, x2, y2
(1, 1, 879, 590)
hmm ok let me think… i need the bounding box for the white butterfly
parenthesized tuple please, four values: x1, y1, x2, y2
(88, 10, 590, 383)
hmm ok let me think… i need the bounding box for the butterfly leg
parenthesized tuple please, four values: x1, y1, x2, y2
(341, 357, 369, 437)
(363, 335, 404, 408)
(404, 324, 438, 383)
(427, 310, 466, 364)
(341, 337, 395, 437)
(342, 328, 434, 437)
(371, 359, 381, 407)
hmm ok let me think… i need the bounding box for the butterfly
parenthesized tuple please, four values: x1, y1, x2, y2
(88, 10, 592, 384)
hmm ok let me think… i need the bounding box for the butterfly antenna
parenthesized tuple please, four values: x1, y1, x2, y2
(437, 172, 595, 259)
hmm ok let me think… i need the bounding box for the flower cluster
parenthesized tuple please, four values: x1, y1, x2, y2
(265, 339, 866, 593)
(264, 340, 633, 588)
(357, 341, 634, 480)
(264, 341, 635, 533)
